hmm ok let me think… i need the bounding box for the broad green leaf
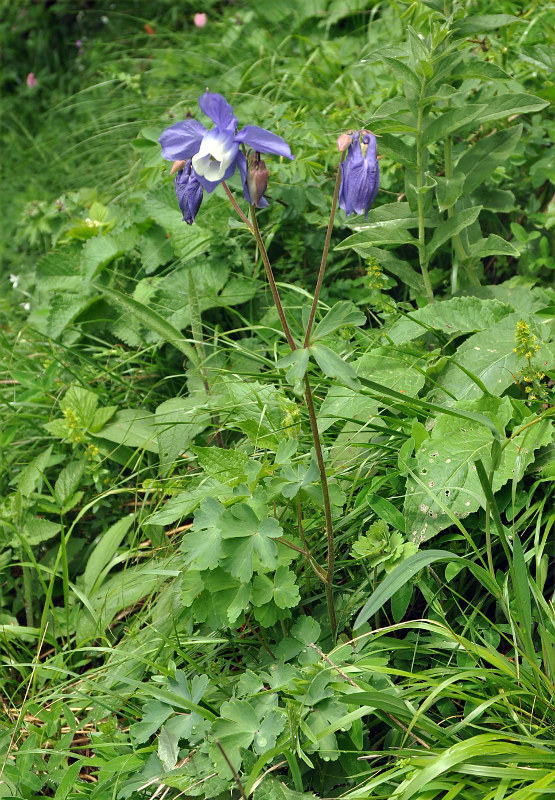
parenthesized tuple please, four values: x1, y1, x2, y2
(452, 14, 523, 37)
(96, 409, 159, 453)
(356, 347, 427, 397)
(431, 313, 550, 405)
(338, 221, 417, 249)
(60, 385, 98, 429)
(147, 479, 234, 526)
(312, 301, 366, 341)
(450, 61, 511, 81)
(457, 126, 522, 195)
(81, 514, 135, 595)
(457, 283, 552, 314)
(421, 105, 486, 147)
(252, 566, 300, 610)
(275, 616, 321, 662)
(90, 405, 118, 433)
(404, 401, 552, 541)
(354, 550, 458, 628)
(191, 445, 249, 483)
(318, 386, 380, 433)
(210, 699, 284, 774)
(310, 344, 359, 390)
(360, 202, 420, 227)
(23, 518, 60, 547)
(253, 777, 317, 800)
(377, 132, 417, 168)
(181, 497, 224, 571)
(16, 446, 53, 497)
(388, 296, 513, 344)
(381, 56, 421, 92)
(158, 725, 179, 772)
(277, 348, 310, 386)
(425, 206, 482, 259)
(435, 174, 466, 212)
(220, 504, 282, 582)
(469, 234, 520, 259)
(156, 397, 210, 476)
(473, 186, 515, 213)
(478, 93, 549, 123)
(131, 701, 173, 745)
(35, 249, 81, 292)
(98, 284, 198, 362)
(81, 229, 137, 280)
(54, 460, 85, 507)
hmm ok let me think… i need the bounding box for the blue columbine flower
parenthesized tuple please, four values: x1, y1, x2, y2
(339, 130, 379, 219)
(159, 90, 294, 219)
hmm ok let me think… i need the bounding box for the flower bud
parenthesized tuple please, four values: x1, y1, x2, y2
(170, 159, 187, 176)
(174, 160, 203, 224)
(337, 132, 352, 152)
(246, 153, 269, 208)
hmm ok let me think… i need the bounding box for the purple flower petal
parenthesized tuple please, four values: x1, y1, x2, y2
(159, 119, 207, 161)
(198, 91, 237, 131)
(237, 151, 252, 204)
(235, 126, 294, 159)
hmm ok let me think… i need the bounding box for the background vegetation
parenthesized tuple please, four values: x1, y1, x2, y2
(1, 0, 554, 798)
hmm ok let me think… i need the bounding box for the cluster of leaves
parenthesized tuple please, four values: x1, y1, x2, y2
(1, 0, 555, 799)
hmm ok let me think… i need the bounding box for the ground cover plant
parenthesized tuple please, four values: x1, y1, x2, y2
(1, 0, 555, 798)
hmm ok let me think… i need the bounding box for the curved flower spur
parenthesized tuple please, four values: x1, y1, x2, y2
(159, 90, 294, 222)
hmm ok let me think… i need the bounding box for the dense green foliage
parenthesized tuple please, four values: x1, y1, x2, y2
(1, 0, 555, 798)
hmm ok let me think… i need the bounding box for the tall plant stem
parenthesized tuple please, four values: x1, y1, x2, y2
(303, 374, 337, 637)
(416, 106, 434, 304)
(303, 163, 342, 347)
(250, 207, 297, 351)
(222, 182, 253, 232)
(187, 270, 223, 448)
(247, 202, 338, 638)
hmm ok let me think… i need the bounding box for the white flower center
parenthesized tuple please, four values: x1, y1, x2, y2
(192, 129, 238, 182)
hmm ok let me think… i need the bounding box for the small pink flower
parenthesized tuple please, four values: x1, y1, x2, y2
(26, 72, 37, 88)
(194, 13, 207, 28)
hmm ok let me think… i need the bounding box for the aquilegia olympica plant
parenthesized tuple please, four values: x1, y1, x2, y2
(158, 96, 380, 638)
(159, 90, 294, 222)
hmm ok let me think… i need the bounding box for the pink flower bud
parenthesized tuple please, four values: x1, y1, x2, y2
(170, 159, 187, 176)
(337, 132, 352, 152)
(194, 13, 207, 27)
(247, 154, 269, 208)
(26, 72, 37, 88)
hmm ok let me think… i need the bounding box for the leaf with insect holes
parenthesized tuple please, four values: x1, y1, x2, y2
(403, 397, 553, 542)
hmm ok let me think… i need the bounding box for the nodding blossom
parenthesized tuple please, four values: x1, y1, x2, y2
(194, 13, 207, 27)
(174, 160, 204, 225)
(338, 130, 379, 219)
(159, 90, 293, 222)
(26, 73, 37, 88)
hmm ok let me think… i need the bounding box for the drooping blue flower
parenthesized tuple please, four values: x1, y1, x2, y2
(159, 91, 293, 210)
(339, 130, 379, 219)
(174, 159, 203, 224)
